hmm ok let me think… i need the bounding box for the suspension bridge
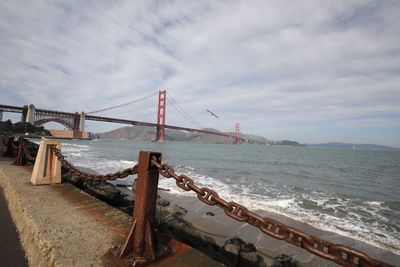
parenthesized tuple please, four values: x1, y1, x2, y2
(0, 90, 242, 143)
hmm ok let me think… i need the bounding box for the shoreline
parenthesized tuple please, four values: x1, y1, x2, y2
(2, 136, 398, 266)
(59, 139, 399, 257)
(20, 138, 400, 265)
(152, 177, 400, 257)
(152, 189, 400, 266)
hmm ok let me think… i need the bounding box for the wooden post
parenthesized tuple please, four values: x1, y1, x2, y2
(31, 139, 61, 185)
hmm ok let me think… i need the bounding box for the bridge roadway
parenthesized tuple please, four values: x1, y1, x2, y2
(86, 114, 241, 139)
(0, 104, 83, 119)
(0, 104, 243, 141)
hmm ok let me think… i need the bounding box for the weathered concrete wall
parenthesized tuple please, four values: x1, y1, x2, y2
(0, 160, 59, 266)
(0, 158, 226, 267)
(0, 158, 130, 267)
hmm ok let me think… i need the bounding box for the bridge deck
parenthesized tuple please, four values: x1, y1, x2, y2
(1, 104, 242, 140)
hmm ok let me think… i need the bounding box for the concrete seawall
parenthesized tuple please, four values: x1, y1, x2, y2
(2, 155, 398, 267)
(0, 158, 225, 267)
(0, 158, 131, 266)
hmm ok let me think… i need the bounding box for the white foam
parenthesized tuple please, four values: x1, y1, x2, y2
(365, 201, 385, 207)
(60, 141, 137, 181)
(58, 141, 400, 255)
(63, 143, 90, 148)
(158, 168, 400, 255)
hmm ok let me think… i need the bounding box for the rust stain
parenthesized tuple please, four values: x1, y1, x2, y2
(53, 185, 131, 237)
(147, 240, 192, 267)
(104, 236, 195, 267)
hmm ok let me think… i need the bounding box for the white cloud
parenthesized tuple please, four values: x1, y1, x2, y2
(0, 0, 399, 146)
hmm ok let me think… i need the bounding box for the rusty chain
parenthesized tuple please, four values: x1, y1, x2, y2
(21, 139, 39, 162)
(21, 143, 36, 161)
(50, 146, 138, 181)
(11, 139, 19, 150)
(150, 157, 394, 267)
(24, 139, 39, 148)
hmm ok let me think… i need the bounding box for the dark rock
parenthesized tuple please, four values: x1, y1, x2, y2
(118, 206, 133, 214)
(114, 192, 133, 208)
(69, 175, 85, 188)
(157, 198, 170, 207)
(206, 211, 215, 216)
(241, 250, 260, 266)
(61, 172, 72, 182)
(61, 166, 135, 210)
(222, 237, 263, 267)
(170, 205, 187, 216)
(84, 181, 123, 206)
(115, 184, 130, 188)
(224, 239, 240, 255)
(223, 238, 256, 254)
(271, 254, 295, 267)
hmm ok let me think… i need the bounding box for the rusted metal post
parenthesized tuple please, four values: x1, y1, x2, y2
(13, 136, 26, 166)
(4, 137, 15, 157)
(119, 151, 162, 265)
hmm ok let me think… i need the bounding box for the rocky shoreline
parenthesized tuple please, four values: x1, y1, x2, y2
(59, 166, 400, 267)
(58, 168, 393, 266)
(3, 137, 399, 267)
(60, 168, 296, 267)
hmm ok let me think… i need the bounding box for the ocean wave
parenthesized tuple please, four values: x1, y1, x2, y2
(157, 167, 400, 255)
(58, 140, 400, 255)
(63, 143, 90, 148)
(61, 144, 137, 181)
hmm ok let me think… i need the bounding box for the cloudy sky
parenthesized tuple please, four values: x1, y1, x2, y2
(1, 1, 399, 146)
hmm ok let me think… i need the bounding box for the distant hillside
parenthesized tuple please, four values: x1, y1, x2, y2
(94, 128, 397, 149)
(266, 139, 305, 146)
(307, 142, 399, 151)
(93, 126, 269, 144)
(93, 126, 308, 146)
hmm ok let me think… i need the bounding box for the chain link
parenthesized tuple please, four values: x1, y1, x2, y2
(24, 139, 39, 148)
(21, 139, 38, 162)
(30, 145, 395, 266)
(51, 146, 138, 181)
(150, 157, 393, 267)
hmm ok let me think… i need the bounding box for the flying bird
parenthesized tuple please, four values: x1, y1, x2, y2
(206, 110, 219, 118)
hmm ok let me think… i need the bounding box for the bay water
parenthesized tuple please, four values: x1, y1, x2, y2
(58, 139, 400, 255)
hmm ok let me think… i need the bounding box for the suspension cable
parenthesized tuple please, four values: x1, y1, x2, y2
(167, 92, 204, 129)
(86, 91, 158, 115)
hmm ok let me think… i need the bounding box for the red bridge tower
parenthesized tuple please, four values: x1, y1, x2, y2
(235, 123, 240, 144)
(156, 90, 166, 142)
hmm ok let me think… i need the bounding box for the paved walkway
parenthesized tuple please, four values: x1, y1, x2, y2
(0, 188, 28, 267)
